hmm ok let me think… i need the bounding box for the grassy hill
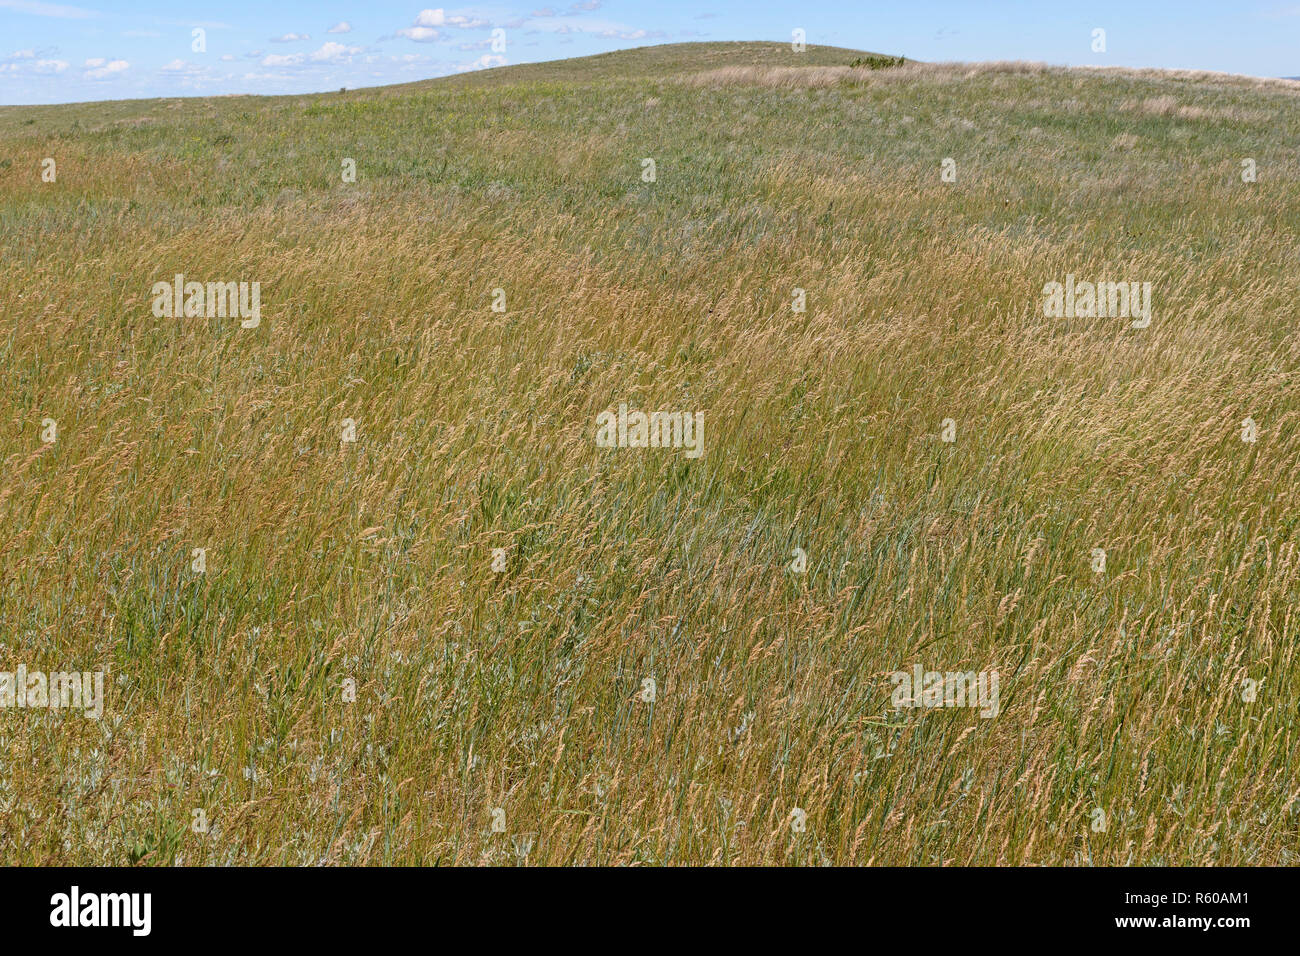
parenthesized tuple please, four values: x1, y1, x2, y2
(2, 42, 1299, 865)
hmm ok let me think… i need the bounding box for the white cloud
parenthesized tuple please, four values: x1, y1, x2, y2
(471, 54, 506, 69)
(84, 58, 129, 78)
(160, 59, 209, 76)
(570, 0, 601, 10)
(0, 0, 98, 19)
(257, 41, 360, 68)
(1, 52, 69, 74)
(401, 8, 488, 37)
(270, 33, 310, 42)
(220, 54, 235, 61)
(310, 41, 361, 62)
(327, 21, 352, 34)
(397, 26, 439, 41)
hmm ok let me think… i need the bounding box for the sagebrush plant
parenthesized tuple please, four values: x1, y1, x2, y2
(1, 42, 1299, 865)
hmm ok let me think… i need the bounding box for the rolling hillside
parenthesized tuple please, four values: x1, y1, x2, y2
(2, 42, 1299, 865)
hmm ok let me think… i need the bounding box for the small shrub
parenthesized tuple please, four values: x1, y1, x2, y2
(850, 55, 906, 70)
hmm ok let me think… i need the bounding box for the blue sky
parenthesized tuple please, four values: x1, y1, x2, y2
(2, 1, 1299, 105)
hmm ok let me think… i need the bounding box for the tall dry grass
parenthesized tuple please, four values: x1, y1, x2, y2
(1, 42, 1298, 865)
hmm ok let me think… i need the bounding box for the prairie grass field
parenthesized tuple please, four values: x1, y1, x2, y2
(2, 41, 1299, 865)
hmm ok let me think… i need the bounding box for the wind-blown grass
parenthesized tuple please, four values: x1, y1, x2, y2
(1, 41, 1299, 865)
